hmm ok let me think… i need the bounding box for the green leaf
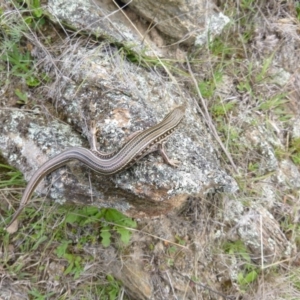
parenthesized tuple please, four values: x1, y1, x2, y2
(15, 88, 28, 104)
(64, 261, 74, 276)
(103, 208, 136, 228)
(103, 208, 124, 222)
(65, 212, 81, 224)
(81, 207, 104, 225)
(26, 75, 40, 87)
(237, 272, 245, 285)
(108, 288, 118, 300)
(33, 7, 43, 18)
(198, 80, 214, 98)
(239, 250, 251, 264)
(55, 240, 70, 258)
(244, 270, 258, 284)
(32, 235, 48, 250)
(237, 270, 258, 286)
(82, 206, 100, 216)
(115, 226, 132, 245)
(106, 274, 114, 282)
(121, 216, 136, 228)
(100, 226, 111, 247)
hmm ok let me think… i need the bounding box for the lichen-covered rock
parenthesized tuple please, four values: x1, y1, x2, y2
(0, 44, 237, 221)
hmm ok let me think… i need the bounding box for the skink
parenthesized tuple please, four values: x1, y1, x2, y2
(6, 106, 185, 229)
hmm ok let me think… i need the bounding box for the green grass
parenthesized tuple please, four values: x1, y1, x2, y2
(274, 137, 300, 166)
(4, 203, 137, 275)
(0, 0, 50, 106)
(0, 163, 26, 188)
(0, 160, 135, 298)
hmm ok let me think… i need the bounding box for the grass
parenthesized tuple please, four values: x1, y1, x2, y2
(1, 177, 135, 298)
(0, 161, 134, 298)
(0, 163, 26, 188)
(191, 2, 300, 298)
(1, 0, 300, 299)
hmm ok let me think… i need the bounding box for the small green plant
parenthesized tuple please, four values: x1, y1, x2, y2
(198, 70, 223, 98)
(175, 235, 186, 246)
(255, 55, 273, 82)
(14, 0, 45, 25)
(223, 240, 259, 288)
(55, 241, 84, 279)
(236, 80, 252, 94)
(291, 154, 300, 165)
(119, 45, 174, 71)
(53, 207, 136, 279)
(274, 146, 287, 161)
(15, 88, 28, 104)
(25, 0, 44, 19)
(5, 201, 137, 279)
(296, 3, 300, 21)
(105, 274, 123, 300)
(0, 44, 41, 87)
(281, 215, 300, 246)
(289, 137, 300, 165)
(0, 0, 48, 95)
(28, 288, 55, 300)
(237, 267, 258, 287)
(240, 0, 256, 11)
(214, 124, 241, 155)
(258, 93, 288, 112)
(236, 63, 254, 95)
(167, 245, 177, 255)
(209, 37, 234, 57)
(198, 80, 215, 98)
(211, 100, 236, 118)
(275, 138, 300, 165)
(274, 137, 300, 166)
(64, 206, 137, 247)
(248, 162, 259, 173)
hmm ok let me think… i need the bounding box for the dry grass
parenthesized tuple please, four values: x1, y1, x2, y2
(1, 0, 300, 299)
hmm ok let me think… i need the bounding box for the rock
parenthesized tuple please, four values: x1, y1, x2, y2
(121, 0, 230, 46)
(224, 201, 294, 264)
(113, 260, 153, 300)
(46, 0, 229, 57)
(0, 44, 237, 220)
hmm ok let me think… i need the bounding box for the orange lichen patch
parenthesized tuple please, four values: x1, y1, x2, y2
(127, 193, 189, 219)
(111, 108, 131, 127)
